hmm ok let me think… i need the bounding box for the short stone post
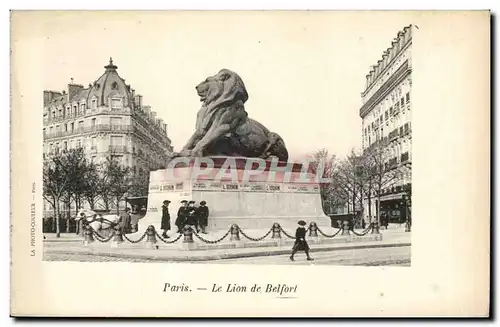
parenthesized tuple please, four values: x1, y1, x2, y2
(183, 225, 194, 243)
(111, 225, 124, 248)
(145, 225, 157, 247)
(83, 225, 94, 246)
(308, 222, 318, 237)
(230, 224, 240, 241)
(271, 223, 281, 239)
(371, 221, 380, 235)
(341, 220, 350, 236)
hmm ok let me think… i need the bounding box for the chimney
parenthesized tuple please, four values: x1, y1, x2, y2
(143, 105, 151, 117)
(68, 79, 84, 101)
(151, 111, 157, 121)
(43, 90, 63, 105)
(134, 94, 142, 109)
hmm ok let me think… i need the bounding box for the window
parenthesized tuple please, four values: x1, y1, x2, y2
(111, 98, 122, 109)
(92, 99, 97, 109)
(389, 106, 393, 115)
(111, 82, 118, 90)
(50, 126, 54, 134)
(78, 121, 84, 131)
(80, 103, 86, 114)
(91, 118, 96, 128)
(110, 117, 122, 129)
(77, 139, 81, 148)
(63, 141, 68, 150)
(111, 135, 123, 148)
(400, 97, 404, 107)
(406, 92, 410, 102)
(70, 122, 74, 132)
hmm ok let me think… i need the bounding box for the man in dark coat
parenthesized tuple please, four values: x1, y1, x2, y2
(196, 201, 209, 234)
(118, 207, 131, 234)
(175, 200, 189, 233)
(185, 201, 199, 233)
(161, 200, 171, 238)
(290, 220, 314, 261)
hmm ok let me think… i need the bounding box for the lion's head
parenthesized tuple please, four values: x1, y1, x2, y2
(196, 69, 249, 110)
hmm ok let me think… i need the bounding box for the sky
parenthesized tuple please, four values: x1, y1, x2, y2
(33, 11, 413, 161)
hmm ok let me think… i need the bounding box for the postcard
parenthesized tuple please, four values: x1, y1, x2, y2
(10, 10, 490, 317)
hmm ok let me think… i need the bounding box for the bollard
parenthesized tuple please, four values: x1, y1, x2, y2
(271, 223, 281, 239)
(308, 222, 318, 237)
(83, 225, 94, 246)
(371, 221, 380, 235)
(111, 226, 124, 248)
(183, 226, 194, 243)
(341, 220, 350, 236)
(230, 224, 240, 241)
(145, 225, 157, 247)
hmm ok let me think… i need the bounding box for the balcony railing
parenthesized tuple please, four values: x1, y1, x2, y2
(108, 145, 128, 153)
(44, 124, 134, 139)
(388, 129, 399, 141)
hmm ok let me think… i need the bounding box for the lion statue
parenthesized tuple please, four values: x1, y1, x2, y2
(174, 69, 289, 161)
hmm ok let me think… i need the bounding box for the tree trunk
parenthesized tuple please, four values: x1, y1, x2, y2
(376, 192, 381, 224)
(55, 198, 61, 238)
(367, 185, 372, 223)
(104, 197, 110, 211)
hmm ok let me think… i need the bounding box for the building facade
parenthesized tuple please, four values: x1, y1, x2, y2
(359, 26, 412, 224)
(43, 58, 173, 216)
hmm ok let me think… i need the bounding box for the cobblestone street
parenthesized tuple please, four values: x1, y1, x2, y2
(44, 244, 410, 266)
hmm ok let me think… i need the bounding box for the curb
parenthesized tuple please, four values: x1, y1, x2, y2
(45, 242, 411, 262)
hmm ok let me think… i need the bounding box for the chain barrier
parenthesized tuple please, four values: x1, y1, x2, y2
(350, 224, 374, 236)
(123, 231, 148, 244)
(239, 227, 273, 242)
(317, 227, 342, 238)
(155, 232, 183, 244)
(92, 230, 115, 243)
(280, 227, 296, 239)
(192, 228, 231, 244)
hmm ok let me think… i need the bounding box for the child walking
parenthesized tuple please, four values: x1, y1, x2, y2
(290, 220, 314, 261)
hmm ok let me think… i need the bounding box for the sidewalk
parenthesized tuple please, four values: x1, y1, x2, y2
(44, 227, 411, 262)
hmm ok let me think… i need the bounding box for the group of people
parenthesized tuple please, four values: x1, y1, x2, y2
(160, 200, 210, 238)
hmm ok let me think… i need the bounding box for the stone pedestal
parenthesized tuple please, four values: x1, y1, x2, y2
(135, 157, 331, 233)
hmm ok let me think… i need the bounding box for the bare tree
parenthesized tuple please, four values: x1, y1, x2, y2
(102, 156, 134, 214)
(83, 163, 100, 210)
(310, 149, 337, 214)
(43, 154, 71, 237)
(362, 139, 405, 225)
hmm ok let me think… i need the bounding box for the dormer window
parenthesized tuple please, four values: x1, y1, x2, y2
(91, 98, 97, 109)
(111, 98, 122, 110)
(80, 103, 86, 114)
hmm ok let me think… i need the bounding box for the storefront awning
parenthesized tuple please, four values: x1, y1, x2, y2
(380, 193, 403, 201)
